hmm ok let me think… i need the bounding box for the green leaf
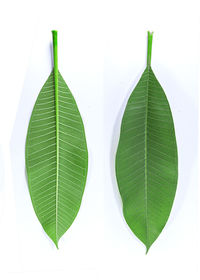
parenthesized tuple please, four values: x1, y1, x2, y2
(25, 31, 88, 248)
(115, 32, 178, 253)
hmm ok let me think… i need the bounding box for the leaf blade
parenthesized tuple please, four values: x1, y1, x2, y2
(25, 34, 88, 247)
(115, 33, 178, 252)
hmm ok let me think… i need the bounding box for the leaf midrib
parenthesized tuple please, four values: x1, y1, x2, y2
(144, 67, 150, 251)
(51, 31, 60, 247)
(55, 72, 59, 246)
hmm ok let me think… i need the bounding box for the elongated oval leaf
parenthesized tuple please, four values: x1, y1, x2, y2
(115, 32, 178, 252)
(25, 31, 88, 248)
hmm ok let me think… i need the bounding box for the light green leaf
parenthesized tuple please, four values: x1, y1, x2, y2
(25, 31, 88, 248)
(115, 32, 178, 253)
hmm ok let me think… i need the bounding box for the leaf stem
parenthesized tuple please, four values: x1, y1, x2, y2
(52, 30, 58, 94)
(147, 31, 153, 68)
(52, 30, 59, 248)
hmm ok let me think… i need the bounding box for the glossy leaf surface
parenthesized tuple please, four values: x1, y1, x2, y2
(115, 32, 178, 252)
(26, 31, 88, 247)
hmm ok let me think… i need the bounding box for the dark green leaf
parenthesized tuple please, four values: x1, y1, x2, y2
(115, 32, 178, 252)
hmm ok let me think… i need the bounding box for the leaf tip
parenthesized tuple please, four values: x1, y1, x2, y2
(51, 237, 59, 249)
(145, 245, 150, 254)
(54, 240, 59, 249)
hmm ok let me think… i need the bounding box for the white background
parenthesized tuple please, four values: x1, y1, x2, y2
(0, 0, 199, 279)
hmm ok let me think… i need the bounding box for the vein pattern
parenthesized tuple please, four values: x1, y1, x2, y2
(26, 71, 88, 247)
(116, 67, 178, 252)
